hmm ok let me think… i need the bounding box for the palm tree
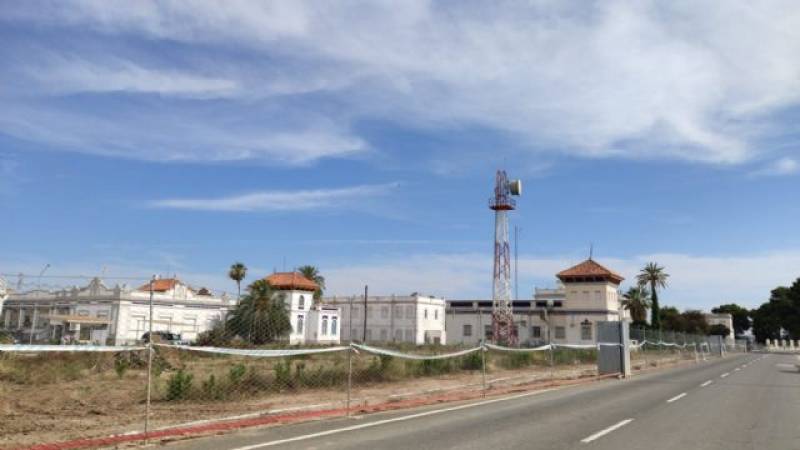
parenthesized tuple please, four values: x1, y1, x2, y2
(228, 262, 248, 301)
(297, 265, 325, 303)
(637, 262, 669, 329)
(622, 286, 651, 325)
(227, 279, 291, 344)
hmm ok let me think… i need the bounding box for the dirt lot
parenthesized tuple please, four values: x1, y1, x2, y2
(0, 347, 692, 449)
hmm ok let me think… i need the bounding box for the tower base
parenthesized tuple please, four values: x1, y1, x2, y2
(492, 309, 518, 346)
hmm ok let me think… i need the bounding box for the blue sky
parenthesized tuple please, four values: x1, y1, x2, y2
(1, 1, 799, 310)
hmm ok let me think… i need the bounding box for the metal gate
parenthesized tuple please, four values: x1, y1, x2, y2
(597, 321, 630, 377)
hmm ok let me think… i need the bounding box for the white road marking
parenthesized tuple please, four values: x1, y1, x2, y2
(700, 380, 712, 387)
(228, 389, 558, 450)
(667, 393, 687, 403)
(734, 368, 741, 372)
(580, 419, 635, 443)
(721, 372, 730, 378)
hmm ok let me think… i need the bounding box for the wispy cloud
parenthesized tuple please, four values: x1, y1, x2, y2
(27, 57, 240, 98)
(150, 182, 399, 212)
(749, 157, 799, 178)
(3, 1, 800, 166)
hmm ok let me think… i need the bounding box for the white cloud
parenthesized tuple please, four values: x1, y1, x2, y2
(2, 1, 800, 166)
(150, 182, 399, 212)
(28, 57, 240, 98)
(749, 157, 799, 177)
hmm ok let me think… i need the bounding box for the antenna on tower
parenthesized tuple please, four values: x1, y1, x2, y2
(589, 243, 594, 260)
(489, 169, 522, 346)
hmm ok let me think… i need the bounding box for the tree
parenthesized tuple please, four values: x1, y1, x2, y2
(681, 310, 709, 335)
(637, 262, 669, 330)
(228, 262, 248, 301)
(711, 303, 750, 336)
(621, 286, 651, 325)
(226, 279, 291, 344)
(660, 306, 684, 332)
(751, 282, 800, 343)
(297, 265, 325, 302)
(708, 324, 731, 337)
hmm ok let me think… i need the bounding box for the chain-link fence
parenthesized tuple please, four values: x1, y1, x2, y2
(628, 325, 741, 371)
(0, 275, 749, 449)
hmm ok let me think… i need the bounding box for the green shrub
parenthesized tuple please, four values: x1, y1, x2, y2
(460, 351, 483, 371)
(165, 369, 194, 401)
(228, 363, 246, 385)
(201, 374, 226, 400)
(114, 357, 130, 379)
(274, 360, 292, 389)
(501, 352, 533, 369)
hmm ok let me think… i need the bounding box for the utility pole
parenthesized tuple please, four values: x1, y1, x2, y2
(514, 226, 519, 301)
(362, 285, 368, 343)
(144, 275, 155, 442)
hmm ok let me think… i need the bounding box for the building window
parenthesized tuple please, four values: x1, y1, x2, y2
(381, 307, 389, 318)
(298, 295, 305, 310)
(367, 306, 373, 318)
(406, 305, 414, 318)
(395, 306, 403, 317)
(581, 320, 593, 340)
(297, 315, 304, 334)
(394, 329, 402, 340)
(531, 326, 542, 338)
(321, 316, 328, 335)
(366, 329, 373, 340)
(424, 309, 428, 319)
(593, 291, 602, 301)
(331, 317, 338, 335)
(484, 325, 492, 339)
(404, 329, 413, 342)
(380, 328, 388, 341)
(434, 309, 438, 320)
(555, 326, 566, 340)
(463, 324, 473, 337)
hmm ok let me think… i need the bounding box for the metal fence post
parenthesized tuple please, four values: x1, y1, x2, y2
(643, 328, 649, 368)
(480, 340, 487, 398)
(144, 275, 155, 443)
(346, 345, 353, 416)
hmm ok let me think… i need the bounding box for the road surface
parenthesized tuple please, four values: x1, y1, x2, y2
(163, 353, 800, 450)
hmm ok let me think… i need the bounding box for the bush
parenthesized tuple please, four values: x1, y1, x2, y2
(228, 363, 246, 385)
(460, 351, 483, 371)
(501, 352, 533, 369)
(274, 360, 292, 389)
(114, 357, 130, 379)
(166, 369, 194, 401)
(201, 374, 226, 400)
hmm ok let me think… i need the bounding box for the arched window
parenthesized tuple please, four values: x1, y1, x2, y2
(298, 295, 305, 310)
(321, 316, 328, 335)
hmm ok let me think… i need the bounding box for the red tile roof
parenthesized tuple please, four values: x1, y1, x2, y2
(265, 272, 318, 292)
(136, 278, 180, 292)
(556, 259, 624, 284)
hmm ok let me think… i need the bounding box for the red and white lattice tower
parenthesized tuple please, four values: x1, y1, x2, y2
(489, 170, 521, 345)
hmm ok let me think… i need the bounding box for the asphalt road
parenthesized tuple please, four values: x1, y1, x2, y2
(162, 353, 800, 450)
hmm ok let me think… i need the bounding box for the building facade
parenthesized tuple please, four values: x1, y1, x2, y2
(323, 294, 446, 345)
(447, 259, 629, 346)
(0, 277, 234, 345)
(265, 272, 341, 345)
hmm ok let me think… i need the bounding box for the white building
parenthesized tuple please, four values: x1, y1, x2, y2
(265, 272, 340, 345)
(705, 313, 735, 344)
(324, 293, 446, 345)
(0, 277, 234, 345)
(447, 259, 629, 346)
